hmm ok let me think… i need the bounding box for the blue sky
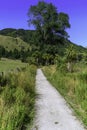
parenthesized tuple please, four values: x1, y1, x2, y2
(0, 0, 87, 47)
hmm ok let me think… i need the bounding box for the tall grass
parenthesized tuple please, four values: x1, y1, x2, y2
(0, 65, 37, 130)
(43, 64, 87, 128)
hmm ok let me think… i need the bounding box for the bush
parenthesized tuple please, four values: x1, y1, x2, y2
(55, 56, 67, 72)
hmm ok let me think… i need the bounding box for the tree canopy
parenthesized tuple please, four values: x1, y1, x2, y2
(28, 1, 70, 44)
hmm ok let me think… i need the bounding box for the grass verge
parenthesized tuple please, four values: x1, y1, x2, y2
(42, 64, 87, 128)
(0, 65, 37, 130)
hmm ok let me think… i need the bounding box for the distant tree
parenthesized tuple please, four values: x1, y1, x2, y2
(42, 53, 52, 65)
(65, 45, 77, 72)
(28, 1, 70, 45)
(0, 46, 6, 58)
(32, 51, 41, 65)
(13, 48, 20, 59)
(82, 52, 87, 63)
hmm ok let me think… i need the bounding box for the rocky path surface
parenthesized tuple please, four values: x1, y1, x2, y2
(32, 69, 85, 130)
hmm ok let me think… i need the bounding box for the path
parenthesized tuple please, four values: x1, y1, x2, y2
(32, 69, 85, 130)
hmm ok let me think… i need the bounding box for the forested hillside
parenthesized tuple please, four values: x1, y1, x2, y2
(0, 28, 35, 44)
(0, 28, 86, 65)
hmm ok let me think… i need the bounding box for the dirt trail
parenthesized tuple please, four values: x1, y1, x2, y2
(32, 69, 85, 130)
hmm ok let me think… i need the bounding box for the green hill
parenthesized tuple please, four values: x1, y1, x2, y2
(67, 40, 87, 53)
(0, 28, 87, 65)
(0, 28, 35, 44)
(0, 28, 86, 52)
(0, 35, 30, 51)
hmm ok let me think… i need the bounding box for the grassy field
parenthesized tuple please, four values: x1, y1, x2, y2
(0, 58, 27, 72)
(42, 64, 87, 128)
(0, 35, 30, 51)
(0, 59, 37, 130)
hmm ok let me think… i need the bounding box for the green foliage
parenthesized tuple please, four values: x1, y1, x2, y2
(28, 1, 70, 45)
(0, 65, 36, 130)
(43, 64, 87, 127)
(26, 56, 36, 65)
(65, 44, 77, 62)
(64, 44, 77, 72)
(54, 55, 65, 71)
(81, 52, 87, 64)
(0, 26, 86, 66)
(0, 28, 35, 44)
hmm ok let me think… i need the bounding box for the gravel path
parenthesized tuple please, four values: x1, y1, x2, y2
(32, 69, 85, 130)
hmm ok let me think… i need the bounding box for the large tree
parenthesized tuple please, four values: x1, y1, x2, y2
(28, 1, 70, 44)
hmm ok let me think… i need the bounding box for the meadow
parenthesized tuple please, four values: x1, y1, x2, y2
(0, 58, 27, 72)
(43, 63, 87, 128)
(0, 59, 37, 130)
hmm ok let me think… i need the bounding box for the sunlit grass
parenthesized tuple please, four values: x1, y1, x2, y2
(0, 35, 30, 51)
(0, 65, 37, 130)
(0, 58, 27, 72)
(43, 64, 87, 127)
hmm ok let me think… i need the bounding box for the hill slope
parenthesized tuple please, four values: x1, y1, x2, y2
(0, 28, 35, 44)
(0, 28, 87, 64)
(0, 35, 30, 51)
(0, 28, 86, 52)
